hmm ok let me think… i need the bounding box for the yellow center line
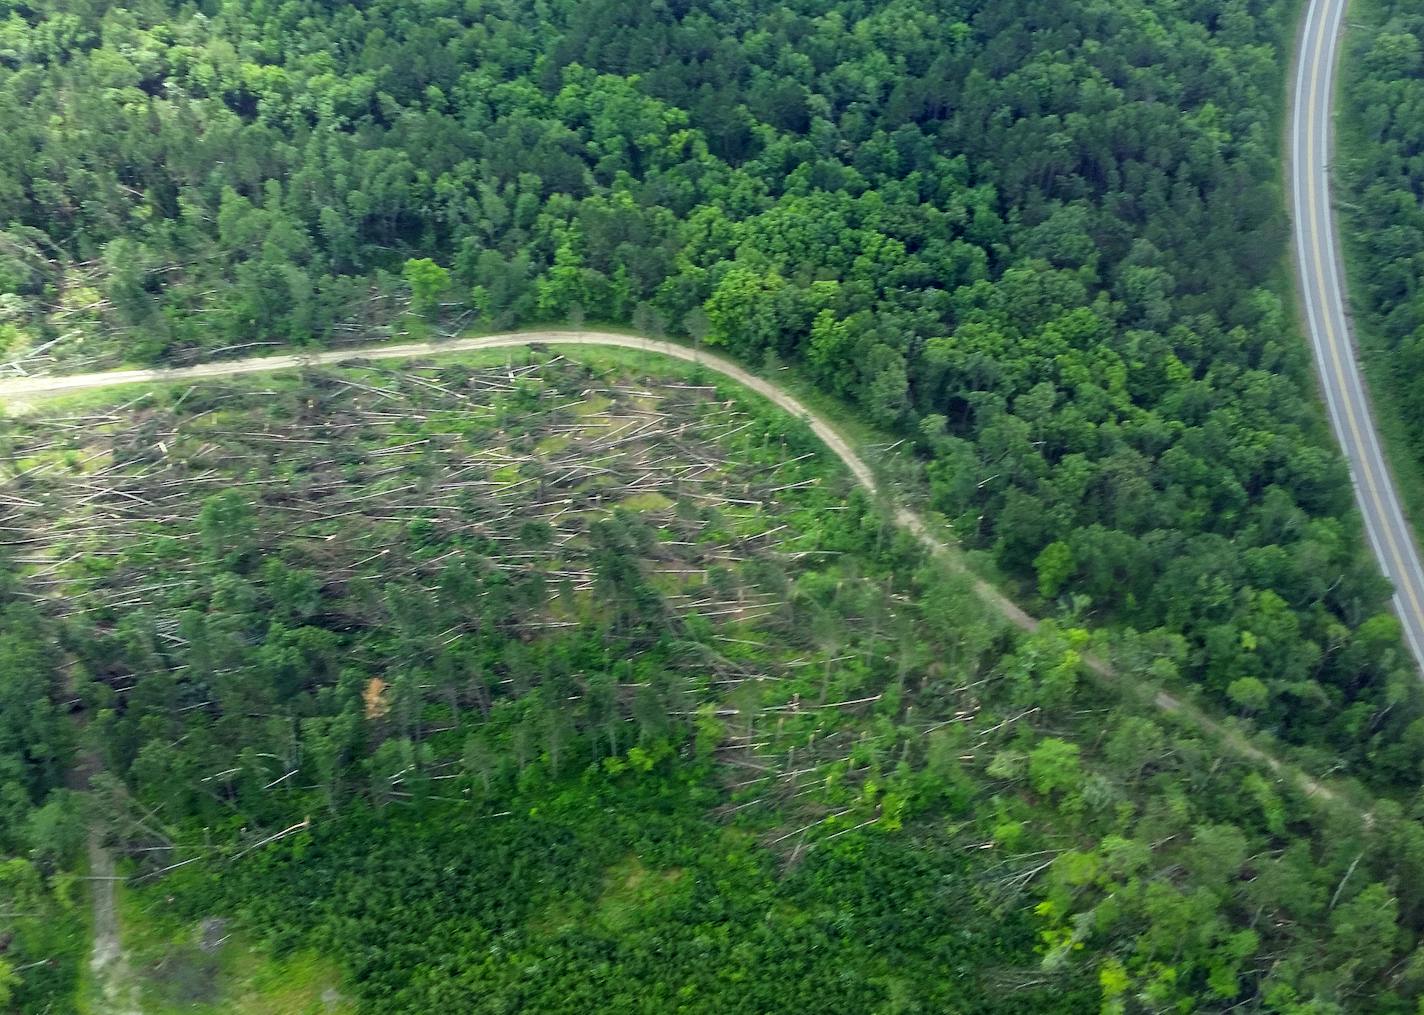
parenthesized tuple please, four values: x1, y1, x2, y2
(1302, 0, 1424, 623)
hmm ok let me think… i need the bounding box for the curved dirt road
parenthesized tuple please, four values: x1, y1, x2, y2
(0, 329, 1354, 812)
(0, 330, 881, 482)
(1291, 0, 1424, 671)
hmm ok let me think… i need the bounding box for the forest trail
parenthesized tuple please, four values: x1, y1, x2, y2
(0, 330, 1357, 816)
(87, 829, 139, 1015)
(57, 637, 138, 1013)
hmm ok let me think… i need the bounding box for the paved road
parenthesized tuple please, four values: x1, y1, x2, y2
(1292, 0, 1424, 671)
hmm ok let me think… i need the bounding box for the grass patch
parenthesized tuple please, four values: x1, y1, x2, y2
(621, 491, 673, 512)
(596, 856, 689, 933)
(571, 392, 613, 416)
(107, 882, 351, 1015)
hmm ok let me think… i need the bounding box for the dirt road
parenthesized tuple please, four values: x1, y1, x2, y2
(0, 330, 1356, 817)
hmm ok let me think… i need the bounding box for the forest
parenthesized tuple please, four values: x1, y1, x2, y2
(0, 354, 1420, 1013)
(0, 0, 1422, 1011)
(1, 0, 1419, 790)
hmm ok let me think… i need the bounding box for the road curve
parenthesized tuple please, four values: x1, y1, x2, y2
(1292, 0, 1424, 671)
(0, 328, 1355, 809)
(0, 331, 869, 492)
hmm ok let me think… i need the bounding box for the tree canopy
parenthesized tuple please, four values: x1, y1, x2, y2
(2, 0, 1424, 1011)
(0, 0, 1413, 785)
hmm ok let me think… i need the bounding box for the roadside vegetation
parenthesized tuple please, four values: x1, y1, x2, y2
(1338, 0, 1424, 525)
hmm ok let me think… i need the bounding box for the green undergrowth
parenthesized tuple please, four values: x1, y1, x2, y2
(151, 771, 1095, 1015)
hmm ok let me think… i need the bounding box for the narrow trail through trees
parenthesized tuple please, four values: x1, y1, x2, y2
(0, 331, 1358, 817)
(87, 829, 139, 1015)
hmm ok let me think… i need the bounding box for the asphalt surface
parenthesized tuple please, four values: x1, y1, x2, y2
(1291, 0, 1424, 671)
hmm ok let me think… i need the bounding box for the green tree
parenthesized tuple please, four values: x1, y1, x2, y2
(198, 490, 257, 567)
(403, 258, 451, 317)
(1226, 676, 1269, 715)
(1034, 541, 1075, 600)
(1028, 738, 1081, 797)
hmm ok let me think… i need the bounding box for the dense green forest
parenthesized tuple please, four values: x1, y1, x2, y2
(0, 598, 84, 1012)
(0, 356, 1422, 1013)
(1339, 0, 1424, 507)
(2, 0, 1412, 785)
(3, 0, 1424, 1011)
(1, 0, 1420, 790)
